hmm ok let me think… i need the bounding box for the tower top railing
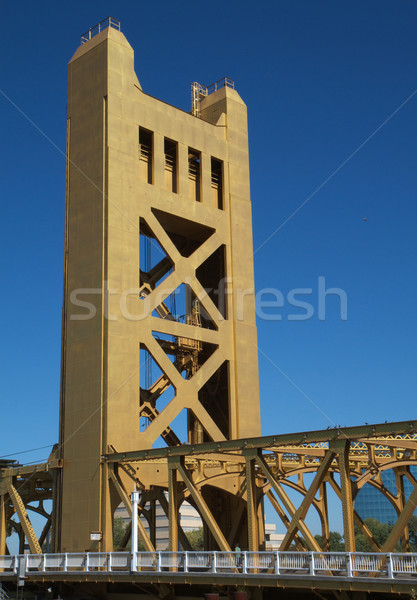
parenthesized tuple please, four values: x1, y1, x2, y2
(191, 77, 235, 117)
(81, 17, 120, 44)
(207, 77, 235, 94)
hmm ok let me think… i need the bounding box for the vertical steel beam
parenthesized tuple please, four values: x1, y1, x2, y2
(0, 496, 6, 556)
(331, 440, 355, 552)
(150, 498, 156, 548)
(18, 524, 25, 555)
(320, 483, 330, 552)
(244, 449, 259, 551)
(395, 469, 410, 551)
(168, 459, 179, 551)
(50, 467, 59, 552)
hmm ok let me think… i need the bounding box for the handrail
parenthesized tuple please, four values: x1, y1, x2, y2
(1, 551, 417, 580)
(81, 17, 120, 44)
(206, 77, 235, 94)
(191, 77, 235, 117)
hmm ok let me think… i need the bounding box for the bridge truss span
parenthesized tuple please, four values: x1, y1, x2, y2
(2, 421, 417, 558)
(107, 419, 417, 555)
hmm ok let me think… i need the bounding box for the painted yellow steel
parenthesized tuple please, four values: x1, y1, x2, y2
(244, 450, 259, 552)
(331, 440, 356, 552)
(1, 19, 417, 562)
(1, 422, 417, 555)
(6, 481, 42, 555)
(382, 484, 417, 552)
(58, 22, 260, 552)
(108, 468, 155, 552)
(167, 464, 179, 553)
(105, 420, 417, 463)
(279, 449, 335, 549)
(173, 457, 231, 551)
(99, 422, 417, 553)
(254, 451, 322, 552)
(0, 498, 6, 558)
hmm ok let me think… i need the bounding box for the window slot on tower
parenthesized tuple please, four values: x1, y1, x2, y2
(211, 157, 223, 209)
(139, 127, 153, 184)
(164, 138, 178, 193)
(188, 147, 201, 202)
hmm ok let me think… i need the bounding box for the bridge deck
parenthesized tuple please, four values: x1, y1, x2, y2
(1, 551, 417, 596)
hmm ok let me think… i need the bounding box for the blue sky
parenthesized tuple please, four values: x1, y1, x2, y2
(1, 0, 416, 517)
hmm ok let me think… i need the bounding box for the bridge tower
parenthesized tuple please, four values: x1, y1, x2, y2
(57, 19, 261, 552)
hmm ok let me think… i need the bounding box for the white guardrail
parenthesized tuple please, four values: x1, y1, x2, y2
(0, 551, 417, 579)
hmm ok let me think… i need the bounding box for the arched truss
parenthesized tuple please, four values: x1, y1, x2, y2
(105, 420, 417, 554)
(2, 421, 417, 554)
(0, 453, 59, 555)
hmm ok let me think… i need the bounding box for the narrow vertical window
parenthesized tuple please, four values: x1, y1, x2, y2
(211, 157, 223, 209)
(164, 138, 178, 193)
(188, 148, 201, 202)
(139, 127, 153, 184)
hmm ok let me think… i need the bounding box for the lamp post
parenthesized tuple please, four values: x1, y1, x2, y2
(131, 487, 140, 555)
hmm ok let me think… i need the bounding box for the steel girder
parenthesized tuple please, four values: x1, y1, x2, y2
(104, 420, 417, 553)
(2, 420, 417, 554)
(0, 458, 61, 555)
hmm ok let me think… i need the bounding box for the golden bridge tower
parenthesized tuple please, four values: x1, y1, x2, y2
(57, 19, 261, 552)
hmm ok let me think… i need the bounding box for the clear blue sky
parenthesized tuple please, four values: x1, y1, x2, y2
(1, 1, 416, 470)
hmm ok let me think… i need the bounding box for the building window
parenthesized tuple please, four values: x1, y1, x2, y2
(164, 138, 178, 193)
(211, 157, 223, 209)
(188, 148, 201, 202)
(139, 127, 153, 184)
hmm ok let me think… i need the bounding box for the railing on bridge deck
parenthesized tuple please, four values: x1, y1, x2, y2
(1, 551, 417, 580)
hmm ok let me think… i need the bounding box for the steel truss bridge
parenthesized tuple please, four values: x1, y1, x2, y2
(2, 420, 417, 598)
(3, 420, 417, 554)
